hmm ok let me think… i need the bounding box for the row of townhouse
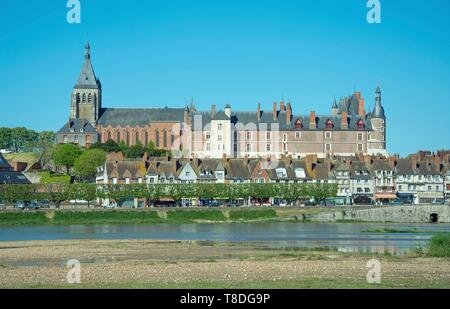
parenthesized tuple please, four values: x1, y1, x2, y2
(96, 151, 450, 206)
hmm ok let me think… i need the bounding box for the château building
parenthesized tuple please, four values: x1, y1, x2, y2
(56, 43, 388, 158)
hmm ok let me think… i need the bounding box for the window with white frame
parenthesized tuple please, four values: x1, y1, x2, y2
(246, 131, 251, 140)
(218, 134, 222, 142)
(357, 133, 363, 141)
(266, 144, 271, 151)
(295, 132, 301, 139)
(206, 132, 211, 140)
(357, 144, 363, 152)
(246, 143, 252, 152)
(266, 132, 271, 140)
(218, 124, 222, 130)
(325, 132, 332, 140)
(325, 144, 331, 152)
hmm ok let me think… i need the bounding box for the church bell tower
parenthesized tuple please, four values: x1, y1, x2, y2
(70, 42, 102, 126)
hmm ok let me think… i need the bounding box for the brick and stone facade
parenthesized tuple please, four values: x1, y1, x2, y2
(57, 43, 388, 159)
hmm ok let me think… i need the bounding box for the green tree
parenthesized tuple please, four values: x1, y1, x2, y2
(102, 139, 120, 153)
(34, 131, 55, 168)
(118, 140, 128, 154)
(126, 141, 145, 158)
(73, 149, 107, 181)
(10, 127, 39, 152)
(0, 128, 12, 150)
(52, 144, 83, 174)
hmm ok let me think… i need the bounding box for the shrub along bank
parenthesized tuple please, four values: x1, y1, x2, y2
(0, 208, 283, 226)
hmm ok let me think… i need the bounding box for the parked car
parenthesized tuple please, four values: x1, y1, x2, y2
(304, 200, 317, 207)
(388, 198, 402, 206)
(432, 198, 445, 205)
(353, 196, 373, 205)
(15, 201, 40, 210)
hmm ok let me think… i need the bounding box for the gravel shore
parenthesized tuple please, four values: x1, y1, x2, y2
(0, 240, 449, 288)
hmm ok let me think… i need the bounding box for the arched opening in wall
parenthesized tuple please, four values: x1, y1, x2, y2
(430, 213, 439, 223)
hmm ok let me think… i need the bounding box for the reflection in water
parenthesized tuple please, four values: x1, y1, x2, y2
(1, 222, 448, 255)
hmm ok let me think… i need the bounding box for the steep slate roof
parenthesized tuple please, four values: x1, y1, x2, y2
(57, 119, 97, 134)
(74, 43, 101, 90)
(265, 160, 295, 180)
(311, 162, 333, 180)
(396, 158, 416, 175)
(98, 107, 185, 127)
(371, 159, 394, 172)
(0, 172, 31, 184)
(416, 161, 441, 176)
(211, 111, 230, 121)
(337, 95, 360, 115)
(224, 159, 251, 179)
(0, 153, 12, 171)
(350, 161, 372, 179)
(106, 160, 146, 178)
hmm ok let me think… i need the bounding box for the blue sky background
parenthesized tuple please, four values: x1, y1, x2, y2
(0, 0, 449, 155)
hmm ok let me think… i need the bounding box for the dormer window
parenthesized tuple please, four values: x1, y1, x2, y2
(326, 119, 334, 129)
(295, 119, 302, 129)
(356, 119, 365, 130)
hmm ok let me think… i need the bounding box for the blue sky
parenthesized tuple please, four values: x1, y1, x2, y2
(0, 0, 449, 155)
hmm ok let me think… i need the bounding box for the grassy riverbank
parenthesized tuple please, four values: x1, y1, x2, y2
(0, 208, 288, 226)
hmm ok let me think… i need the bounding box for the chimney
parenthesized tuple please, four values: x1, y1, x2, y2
(358, 98, 366, 117)
(280, 101, 285, 111)
(305, 154, 318, 173)
(257, 103, 261, 121)
(273, 102, 277, 121)
(309, 111, 316, 129)
(67, 119, 72, 129)
(411, 154, 417, 169)
(172, 157, 177, 173)
(388, 156, 396, 169)
(363, 154, 373, 166)
(243, 155, 249, 168)
(341, 112, 348, 130)
(286, 103, 292, 125)
(433, 155, 441, 170)
(211, 104, 217, 118)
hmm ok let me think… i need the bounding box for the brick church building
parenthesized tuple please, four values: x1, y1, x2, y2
(56, 43, 388, 159)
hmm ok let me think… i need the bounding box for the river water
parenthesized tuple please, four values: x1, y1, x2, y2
(1, 222, 449, 255)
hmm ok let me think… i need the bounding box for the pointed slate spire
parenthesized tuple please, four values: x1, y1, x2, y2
(332, 98, 338, 109)
(75, 42, 100, 89)
(372, 85, 385, 118)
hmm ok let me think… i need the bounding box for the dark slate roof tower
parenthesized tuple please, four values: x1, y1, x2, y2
(70, 42, 102, 126)
(75, 42, 101, 90)
(372, 85, 385, 118)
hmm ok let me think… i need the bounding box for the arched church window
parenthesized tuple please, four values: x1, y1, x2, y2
(76, 93, 81, 104)
(135, 132, 140, 145)
(82, 93, 87, 103)
(116, 131, 121, 143)
(107, 131, 112, 141)
(145, 131, 149, 146)
(163, 130, 167, 148)
(126, 132, 130, 146)
(155, 130, 160, 148)
(88, 93, 92, 103)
